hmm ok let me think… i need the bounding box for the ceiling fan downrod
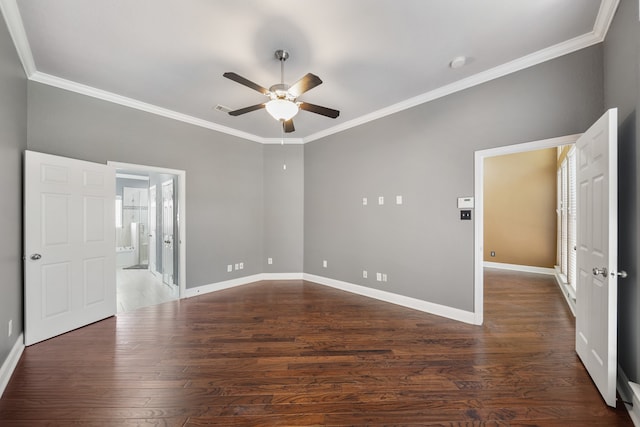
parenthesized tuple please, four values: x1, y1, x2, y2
(274, 49, 289, 85)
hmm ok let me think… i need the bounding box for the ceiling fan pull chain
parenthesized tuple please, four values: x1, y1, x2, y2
(281, 125, 287, 170)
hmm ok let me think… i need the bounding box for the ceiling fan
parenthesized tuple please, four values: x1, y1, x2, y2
(223, 49, 340, 133)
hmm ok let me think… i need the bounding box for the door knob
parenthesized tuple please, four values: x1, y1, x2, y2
(616, 270, 628, 279)
(30, 253, 42, 260)
(592, 267, 607, 277)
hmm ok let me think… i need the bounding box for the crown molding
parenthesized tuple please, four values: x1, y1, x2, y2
(593, 0, 620, 39)
(304, 34, 596, 144)
(302, 0, 620, 144)
(30, 72, 267, 144)
(2, 0, 620, 145)
(0, 0, 35, 76)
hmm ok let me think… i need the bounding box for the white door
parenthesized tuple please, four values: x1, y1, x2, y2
(575, 108, 619, 407)
(161, 180, 174, 286)
(25, 151, 116, 346)
(149, 185, 157, 274)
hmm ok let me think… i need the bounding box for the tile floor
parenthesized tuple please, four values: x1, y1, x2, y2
(116, 268, 178, 313)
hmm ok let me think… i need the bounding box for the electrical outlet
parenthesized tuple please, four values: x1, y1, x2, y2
(363, 270, 368, 278)
(323, 260, 328, 268)
(235, 263, 239, 270)
(382, 273, 388, 282)
(362, 197, 368, 206)
(378, 196, 384, 205)
(227, 264, 232, 272)
(376, 272, 382, 281)
(268, 257, 273, 265)
(239, 262, 244, 270)
(396, 195, 403, 205)
(8, 319, 12, 337)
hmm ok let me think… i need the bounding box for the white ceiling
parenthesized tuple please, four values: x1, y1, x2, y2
(3, 0, 616, 143)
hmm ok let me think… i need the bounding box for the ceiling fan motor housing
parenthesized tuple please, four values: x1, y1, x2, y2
(269, 83, 292, 100)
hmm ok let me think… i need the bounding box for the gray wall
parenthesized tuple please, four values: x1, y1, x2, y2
(0, 14, 26, 363)
(304, 45, 603, 311)
(263, 144, 304, 273)
(27, 82, 266, 289)
(604, 0, 640, 384)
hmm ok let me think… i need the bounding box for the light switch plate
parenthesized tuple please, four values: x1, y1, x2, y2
(457, 197, 474, 209)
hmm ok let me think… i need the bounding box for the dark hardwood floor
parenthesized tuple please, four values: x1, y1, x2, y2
(0, 269, 633, 426)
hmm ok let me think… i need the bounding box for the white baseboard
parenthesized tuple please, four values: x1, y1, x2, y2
(260, 273, 304, 281)
(184, 272, 477, 325)
(0, 333, 24, 398)
(483, 261, 555, 275)
(618, 366, 640, 426)
(629, 382, 640, 427)
(184, 273, 303, 298)
(303, 273, 477, 325)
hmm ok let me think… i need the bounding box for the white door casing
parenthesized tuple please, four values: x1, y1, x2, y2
(149, 185, 157, 275)
(575, 108, 619, 408)
(162, 180, 174, 286)
(25, 151, 116, 346)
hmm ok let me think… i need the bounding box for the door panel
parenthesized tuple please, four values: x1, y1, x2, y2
(42, 262, 71, 317)
(575, 108, 618, 407)
(84, 257, 107, 305)
(25, 151, 116, 346)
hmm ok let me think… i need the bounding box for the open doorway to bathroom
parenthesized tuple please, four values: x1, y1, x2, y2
(110, 161, 186, 313)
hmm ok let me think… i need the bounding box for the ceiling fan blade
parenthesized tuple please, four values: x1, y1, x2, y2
(283, 119, 295, 133)
(228, 103, 266, 116)
(223, 72, 270, 95)
(299, 102, 340, 119)
(288, 73, 323, 97)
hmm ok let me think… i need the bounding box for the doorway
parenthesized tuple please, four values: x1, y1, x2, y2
(473, 133, 581, 324)
(109, 161, 187, 311)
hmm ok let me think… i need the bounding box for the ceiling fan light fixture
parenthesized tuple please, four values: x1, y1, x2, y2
(265, 98, 299, 121)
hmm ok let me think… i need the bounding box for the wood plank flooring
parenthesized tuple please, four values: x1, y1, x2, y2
(0, 269, 633, 426)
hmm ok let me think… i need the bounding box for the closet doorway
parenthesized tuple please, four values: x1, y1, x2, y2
(473, 133, 580, 324)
